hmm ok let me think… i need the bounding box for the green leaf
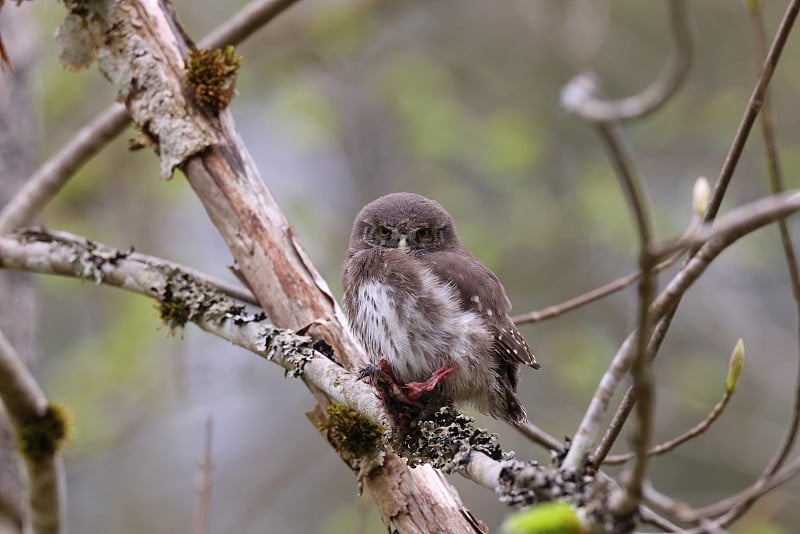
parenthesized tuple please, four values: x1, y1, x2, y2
(500, 502, 584, 534)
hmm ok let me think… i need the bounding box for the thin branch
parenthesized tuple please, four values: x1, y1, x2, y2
(592, 119, 657, 518)
(603, 389, 732, 465)
(560, 0, 690, 122)
(563, 189, 800, 473)
(0, 329, 66, 534)
(697, 5, 800, 528)
(667, 455, 800, 531)
(0, 0, 302, 233)
(513, 252, 681, 325)
(748, 0, 800, 481)
(514, 421, 564, 453)
(653, 190, 800, 259)
(584, 2, 799, 473)
(702, 0, 800, 224)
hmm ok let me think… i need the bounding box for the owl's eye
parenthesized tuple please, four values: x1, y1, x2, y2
(376, 226, 391, 238)
(416, 228, 433, 240)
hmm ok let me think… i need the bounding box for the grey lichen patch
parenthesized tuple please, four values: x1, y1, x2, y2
(499, 460, 613, 530)
(158, 270, 255, 332)
(67, 238, 132, 284)
(390, 406, 509, 472)
(255, 327, 316, 378)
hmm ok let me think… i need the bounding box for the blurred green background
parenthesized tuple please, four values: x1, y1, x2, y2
(3, 0, 800, 532)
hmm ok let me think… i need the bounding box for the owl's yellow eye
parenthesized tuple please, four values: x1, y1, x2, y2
(416, 228, 432, 240)
(376, 226, 391, 238)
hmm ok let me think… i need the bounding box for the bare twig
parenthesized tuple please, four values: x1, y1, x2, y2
(563, 189, 800, 474)
(560, 0, 690, 122)
(748, 0, 800, 481)
(603, 390, 732, 466)
(694, 5, 800, 528)
(683, 455, 800, 532)
(653, 190, 800, 258)
(0, 0, 302, 233)
(592, 2, 800, 475)
(702, 0, 800, 224)
(514, 421, 564, 453)
(513, 252, 681, 325)
(0, 329, 66, 534)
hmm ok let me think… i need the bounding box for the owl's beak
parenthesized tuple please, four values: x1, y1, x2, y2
(397, 235, 408, 249)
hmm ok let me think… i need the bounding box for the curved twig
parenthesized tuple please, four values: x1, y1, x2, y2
(603, 389, 732, 466)
(513, 252, 682, 325)
(560, 0, 690, 122)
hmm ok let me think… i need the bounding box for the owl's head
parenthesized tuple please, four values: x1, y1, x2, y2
(349, 192, 461, 252)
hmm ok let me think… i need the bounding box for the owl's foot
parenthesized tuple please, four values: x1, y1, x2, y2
(403, 362, 460, 401)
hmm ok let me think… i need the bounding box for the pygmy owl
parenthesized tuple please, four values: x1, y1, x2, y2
(343, 192, 539, 425)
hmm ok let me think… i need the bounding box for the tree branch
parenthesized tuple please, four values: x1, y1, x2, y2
(0, 329, 66, 534)
(701, 0, 800, 224)
(0, 228, 622, 532)
(0, 0, 301, 234)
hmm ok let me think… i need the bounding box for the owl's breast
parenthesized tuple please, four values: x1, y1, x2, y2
(344, 249, 493, 387)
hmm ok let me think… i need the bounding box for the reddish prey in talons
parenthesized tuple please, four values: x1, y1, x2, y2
(360, 358, 460, 424)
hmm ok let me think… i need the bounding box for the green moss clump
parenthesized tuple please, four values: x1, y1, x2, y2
(320, 404, 383, 458)
(158, 281, 192, 331)
(185, 45, 242, 112)
(17, 403, 73, 462)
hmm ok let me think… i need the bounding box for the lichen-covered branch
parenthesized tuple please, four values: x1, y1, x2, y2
(0, 329, 67, 534)
(0, 228, 618, 531)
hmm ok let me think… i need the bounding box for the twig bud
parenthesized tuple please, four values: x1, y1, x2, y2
(726, 338, 745, 394)
(692, 176, 711, 216)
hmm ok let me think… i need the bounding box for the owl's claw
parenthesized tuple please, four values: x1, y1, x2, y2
(403, 362, 460, 401)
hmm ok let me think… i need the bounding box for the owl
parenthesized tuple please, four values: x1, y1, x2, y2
(343, 192, 539, 425)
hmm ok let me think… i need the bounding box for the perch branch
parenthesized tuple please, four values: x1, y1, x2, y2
(0, 228, 633, 533)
